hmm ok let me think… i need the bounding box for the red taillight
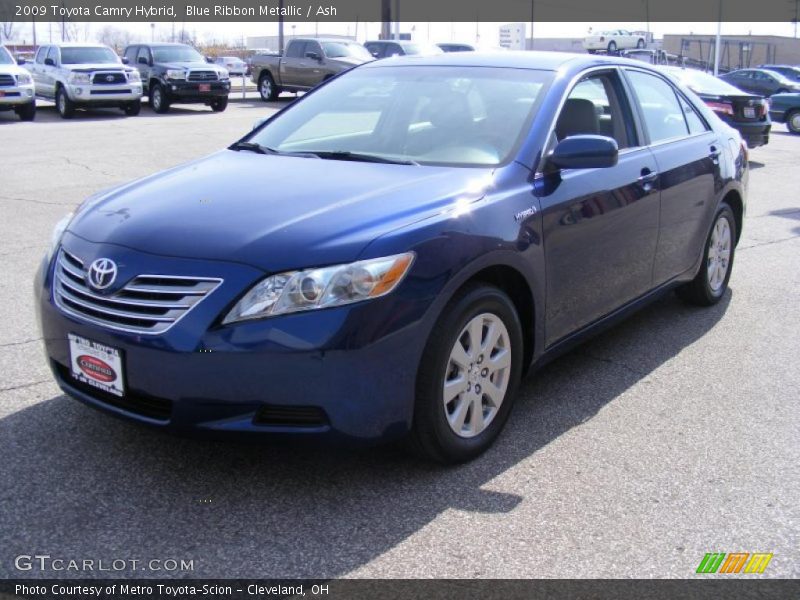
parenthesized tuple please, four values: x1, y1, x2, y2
(761, 99, 769, 117)
(705, 101, 734, 116)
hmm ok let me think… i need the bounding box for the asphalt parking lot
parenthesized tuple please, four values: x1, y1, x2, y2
(0, 99, 798, 579)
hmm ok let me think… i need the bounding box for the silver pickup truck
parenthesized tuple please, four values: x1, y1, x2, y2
(0, 45, 36, 121)
(251, 38, 372, 101)
(28, 43, 143, 119)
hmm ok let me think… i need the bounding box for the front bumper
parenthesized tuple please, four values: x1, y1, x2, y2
(36, 236, 431, 444)
(164, 80, 230, 102)
(0, 84, 35, 106)
(66, 83, 143, 104)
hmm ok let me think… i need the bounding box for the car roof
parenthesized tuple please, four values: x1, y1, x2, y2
(46, 42, 111, 48)
(296, 37, 357, 44)
(360, 50, 646, 72)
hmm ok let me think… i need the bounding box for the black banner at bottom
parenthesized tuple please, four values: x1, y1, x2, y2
(1, 579, 799, 600)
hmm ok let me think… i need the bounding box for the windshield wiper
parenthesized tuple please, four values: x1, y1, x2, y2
(229, 142, 322, 159)
(229, 141, 281, 155)
(305, 151, 419, 166)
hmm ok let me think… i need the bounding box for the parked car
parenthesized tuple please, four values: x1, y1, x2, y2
(364, 40, 444, 59)
(757, 64, 800, 82)
(123, 43, 230, 113)
(251, 38, 373, 102)
(28, 43, 142, 119)
(583, 29, 646, 53)
(437, 43, 476, 53)
(620, 48, 676, 65)
(0, 45, 36, 120)
(720, 68, 800, 97)
(768, 92, 800, 133)
(660, 66, 771, 148)
(213, 56, 247, 77)
(37, 52, 747, 463)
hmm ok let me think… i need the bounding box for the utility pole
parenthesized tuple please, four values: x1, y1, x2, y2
(529, 0, 535, 50)
(393, 0, 400, 39)
(713, 0, 722, 76)
(278, 0, 284, 53)
(381, 0, 391, 40)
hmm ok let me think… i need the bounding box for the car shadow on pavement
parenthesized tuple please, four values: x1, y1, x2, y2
(0, 290, 731, 579)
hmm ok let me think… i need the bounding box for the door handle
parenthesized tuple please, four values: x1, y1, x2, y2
(709, 146, 721, 163)
(638, 169, 659, 184)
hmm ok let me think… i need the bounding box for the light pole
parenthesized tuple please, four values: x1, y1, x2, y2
(713, 0, 722, 76)
(150, 23, 155, 43)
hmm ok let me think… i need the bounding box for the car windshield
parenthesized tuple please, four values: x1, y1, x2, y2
(402, 43, 444, 55)
(0, 47, 15, 65)
(60, 46, 119, 64)
(321, 42, 373, 60)
(667, 69, 748, 96)
(247, 65, 551, 167)
(152, 46, 204, 63)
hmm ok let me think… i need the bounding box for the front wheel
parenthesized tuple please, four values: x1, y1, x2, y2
(607, 41, 617, 53)
(56, 87, 74, 119)
(150, 83, 170, 113)
(786, 109, 800, 134)
(637, 38, 646, 49)
(123, 100, 141, 116)
(210, 96, 228, 112)
(15, 101, 36, 121)
(410, 284, 524, 463)
(676, 203, 737, 306)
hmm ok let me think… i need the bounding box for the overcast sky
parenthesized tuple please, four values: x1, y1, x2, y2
(11, 21, 799, 46)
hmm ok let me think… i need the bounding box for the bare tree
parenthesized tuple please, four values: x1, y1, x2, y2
(1, 21, 17, 42)
(96, 25, 133, 52)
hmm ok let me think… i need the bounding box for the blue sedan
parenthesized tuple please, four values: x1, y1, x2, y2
(36, 52, 748, 463)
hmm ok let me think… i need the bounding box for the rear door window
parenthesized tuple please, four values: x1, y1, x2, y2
(626, 70, 690, 144)
(285, 41, 306, 59)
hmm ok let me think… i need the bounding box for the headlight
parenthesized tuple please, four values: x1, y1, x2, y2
(223, 252, 415, 324)
(218, 68, 229, 80)
(127, 70, 141, 82)
(16, 73, 32, 85)
(68, 72, 91, 84)
(48, 212, 74, 260)
(165, 69, 186, 80)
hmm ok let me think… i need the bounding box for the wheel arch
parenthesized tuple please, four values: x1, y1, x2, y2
(722, 188, 744, 244)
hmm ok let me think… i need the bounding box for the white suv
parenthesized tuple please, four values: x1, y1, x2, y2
(0, 46, 36, 121)
(28, 43, 143, 119)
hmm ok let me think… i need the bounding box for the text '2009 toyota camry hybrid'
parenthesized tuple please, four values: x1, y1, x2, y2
(36, 52, 748, 463)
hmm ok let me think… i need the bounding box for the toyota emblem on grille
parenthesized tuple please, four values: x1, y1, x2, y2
(106, 75, 114, 82)
(87, 258, 118, 290)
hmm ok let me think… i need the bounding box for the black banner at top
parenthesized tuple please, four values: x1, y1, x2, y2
(1, 0, 799, 22)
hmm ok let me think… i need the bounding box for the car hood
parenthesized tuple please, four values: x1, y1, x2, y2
(63, 63, 128, 72)
(68, 150, 493, 272)
(0, 64, 32, 76)
(157, 61, 217, 70)
(329, 56, 373, 66)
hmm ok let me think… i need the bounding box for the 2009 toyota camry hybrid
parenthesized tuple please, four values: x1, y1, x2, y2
(36, 52, 747, 463)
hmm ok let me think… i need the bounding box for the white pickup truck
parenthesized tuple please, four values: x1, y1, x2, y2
(0, 46, 36, 121)
(28, 43, 143, 119)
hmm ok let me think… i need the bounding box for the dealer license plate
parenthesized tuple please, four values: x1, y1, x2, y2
(198, 84, 211, 92)
(0, 91, 5, 97)
(68, 333, 125, 397)
(744, 107, 756, 118)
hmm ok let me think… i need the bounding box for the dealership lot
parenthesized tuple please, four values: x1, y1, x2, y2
(0, 101, 798, 578)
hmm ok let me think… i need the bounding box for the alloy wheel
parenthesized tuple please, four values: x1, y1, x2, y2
(152, 88, 162, 111)
(261, 78, 272, 100)
(789, 112, 800, 133)
(707, 216, 732, 292)
(443, 313, 511, 438)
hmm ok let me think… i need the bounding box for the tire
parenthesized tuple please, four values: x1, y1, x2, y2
(676, 203, 737, 306)
(786, 109, 800, 134)
(150, 83, 170, 113)
(258, 72, 280, 102)
(15, 101, 36, 121)
(587, 49, 597, 54)
(607, 41, 617, 53)
(56, 86, 74, 119)
(123, 100, 141, 116)
(637, 38, 646, 49)
(210, 96, 228, 112)
(409, 284, 524, 463)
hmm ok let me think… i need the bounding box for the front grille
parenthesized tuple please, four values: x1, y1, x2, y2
(53, 249, 222, 335)
(90, 89, 132, 95)
(92, 72, 127, 85)
(55, 362, 172, 421)
(254, 405, 329, 427)
(0, 74, 15, 87)
(187, 70, 218, 82)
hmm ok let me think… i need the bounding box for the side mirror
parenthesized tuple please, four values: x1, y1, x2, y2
(547, 135, 619, 171)
(138, 56, 149, 65)
(121, 57, 129, 64)
(44, 58, 55, 66)
(305, 51, 321, 61)
(17, 58, 26, 65)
